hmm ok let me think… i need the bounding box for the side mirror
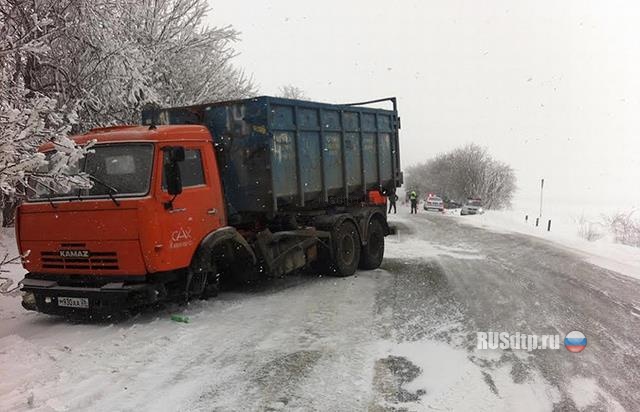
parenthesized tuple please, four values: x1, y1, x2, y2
(168, 146, 185, 162)
(163, 146, 185, 197)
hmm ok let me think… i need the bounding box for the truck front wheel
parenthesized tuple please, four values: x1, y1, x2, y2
(201, 270, 219, 299)
(359, 219, 385, 270)
(331, 220, 361, 277)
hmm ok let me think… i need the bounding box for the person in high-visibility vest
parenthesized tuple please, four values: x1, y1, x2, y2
(409, 191, 418, 214)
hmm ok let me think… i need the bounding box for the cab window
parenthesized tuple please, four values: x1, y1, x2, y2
(162, 148, 205, 189)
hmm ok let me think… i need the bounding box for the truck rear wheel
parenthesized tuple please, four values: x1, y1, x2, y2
(330, 220, 361, 277)
(359, 218, 385, 270)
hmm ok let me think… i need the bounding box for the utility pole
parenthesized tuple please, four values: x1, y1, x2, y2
(539, 178, 544, 218)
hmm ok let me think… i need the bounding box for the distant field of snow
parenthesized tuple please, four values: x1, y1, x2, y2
(393, 193, 640, 282)
(453, 208, 640, 282)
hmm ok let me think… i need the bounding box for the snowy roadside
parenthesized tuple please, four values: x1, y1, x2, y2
(385, 209, 629, 411)
(0, 214, 631, 411)
(0, 220, 560, 412)
(0, 228, 28, 323)
(447, 209, 640, 282)
(379, 215, 624, 411)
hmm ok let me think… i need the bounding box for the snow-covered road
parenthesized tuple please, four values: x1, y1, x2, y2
(1, 209, 638, 411)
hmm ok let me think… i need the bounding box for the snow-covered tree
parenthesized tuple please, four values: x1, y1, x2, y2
(0, 0, 254, 223)
(46, 0, 255, 125)
(278, 85, 308, 100)
(405, 144, 516, 209)
(0, 0, 94, 222)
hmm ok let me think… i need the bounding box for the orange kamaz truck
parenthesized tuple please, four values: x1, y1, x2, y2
(17, 97, 402, 316)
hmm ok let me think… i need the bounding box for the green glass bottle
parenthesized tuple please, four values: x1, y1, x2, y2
(171, 314, 190, 323)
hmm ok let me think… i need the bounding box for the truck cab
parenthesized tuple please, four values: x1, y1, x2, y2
(18, 125, 236, 314)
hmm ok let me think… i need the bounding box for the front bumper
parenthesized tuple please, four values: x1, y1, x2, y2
(20, 276, 162, 316)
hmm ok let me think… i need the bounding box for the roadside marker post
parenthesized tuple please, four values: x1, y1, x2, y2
(539, 178, 544, 219)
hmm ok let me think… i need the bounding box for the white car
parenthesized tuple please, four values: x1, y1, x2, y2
(424, 196, 444, 212)
(461, 198, 484, 215)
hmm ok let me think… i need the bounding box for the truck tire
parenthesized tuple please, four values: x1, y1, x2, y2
(189, 264, 219, 300)
(188, 271, 207, 300)
(359, 218, 385, 270)
(200, 261, 220, 299)
(330, 220, 361, 277)
(201, 270, 219, 299)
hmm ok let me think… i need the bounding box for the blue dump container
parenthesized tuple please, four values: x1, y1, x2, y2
(142, 96, 401, 221)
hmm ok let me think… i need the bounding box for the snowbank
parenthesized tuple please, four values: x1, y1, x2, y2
(455, 209, 640, 281)
(0, 228, 27, 322)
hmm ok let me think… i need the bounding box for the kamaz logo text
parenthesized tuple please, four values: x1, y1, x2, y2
(59, 250, 90, 258)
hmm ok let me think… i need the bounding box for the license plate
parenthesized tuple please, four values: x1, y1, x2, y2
(57, 297, 89, 309)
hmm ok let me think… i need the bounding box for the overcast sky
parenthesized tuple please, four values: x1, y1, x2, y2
(210, 0, 640, 213)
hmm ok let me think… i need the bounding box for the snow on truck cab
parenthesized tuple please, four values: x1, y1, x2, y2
(18, 96, 402, 316)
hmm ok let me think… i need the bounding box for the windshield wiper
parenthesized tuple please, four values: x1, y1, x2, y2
(87, 176, 120, 207)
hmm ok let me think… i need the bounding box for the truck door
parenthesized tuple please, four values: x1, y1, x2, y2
(158, 143, 225, 269)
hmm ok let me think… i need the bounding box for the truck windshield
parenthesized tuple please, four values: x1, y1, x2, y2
(28, 143, 154, 201)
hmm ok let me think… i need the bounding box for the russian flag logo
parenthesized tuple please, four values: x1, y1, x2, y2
(564, 331, 587, 353)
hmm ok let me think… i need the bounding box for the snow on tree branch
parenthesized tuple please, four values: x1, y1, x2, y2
(278, 85, 308, 100)
(405, 144, 516, 209)
(0, 0, 254, 220)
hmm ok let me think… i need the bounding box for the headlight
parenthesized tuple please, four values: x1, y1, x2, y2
(478, 208, 484, 213)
